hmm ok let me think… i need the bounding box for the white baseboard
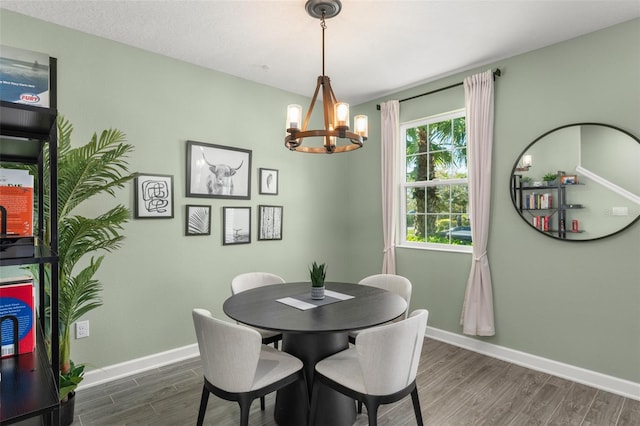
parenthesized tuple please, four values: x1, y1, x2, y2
(78, 329, 640, 401)
(78, 343, 200, 390)
(426, 326, 640, 401)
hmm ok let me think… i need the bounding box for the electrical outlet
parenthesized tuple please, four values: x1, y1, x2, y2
(611, 206, 628, 216)
(76, 320, 90, 339)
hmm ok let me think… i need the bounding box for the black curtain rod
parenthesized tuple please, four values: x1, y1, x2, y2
(376, 68, 501, 110)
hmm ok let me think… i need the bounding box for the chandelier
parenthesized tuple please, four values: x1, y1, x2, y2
(285, 0, 368, 154)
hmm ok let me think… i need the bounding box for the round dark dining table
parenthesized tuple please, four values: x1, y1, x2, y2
(223, 281, 408, 426)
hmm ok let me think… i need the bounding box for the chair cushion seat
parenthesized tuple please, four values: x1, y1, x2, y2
(251, 345, 303, 391)
(236, 322, 281, 341)
(348, 320, 393, 341)
(255, 327, 281, 340)
(315, 348, 367, 394)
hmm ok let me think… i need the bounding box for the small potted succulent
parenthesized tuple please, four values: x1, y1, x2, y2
(309, 261, 326, 299)
(543, 172, 558, 186)
(520, 176, 533, 187)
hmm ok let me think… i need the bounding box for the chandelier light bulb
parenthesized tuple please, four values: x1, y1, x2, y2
(328, 124, 337, 148)
(334, 102, 350, 129)
(354, 115, 368, 138)
(286, 104, 302, 131)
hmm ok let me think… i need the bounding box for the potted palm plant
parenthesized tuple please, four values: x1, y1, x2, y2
(309, 261, 326, 299)
(26, 116, 134, 425)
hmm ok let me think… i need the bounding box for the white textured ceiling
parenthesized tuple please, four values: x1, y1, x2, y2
(1, 0, 639, 105)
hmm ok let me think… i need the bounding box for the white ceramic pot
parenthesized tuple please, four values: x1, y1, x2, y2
(311, 286, 325, 300)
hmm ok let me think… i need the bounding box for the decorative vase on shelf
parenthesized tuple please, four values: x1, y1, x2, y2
(309, 261, 326, 300)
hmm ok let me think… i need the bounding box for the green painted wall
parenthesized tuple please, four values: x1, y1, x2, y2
(351, 19, 640, 383)
(0, 9, 356, 366)
(1, 9, 638, 383)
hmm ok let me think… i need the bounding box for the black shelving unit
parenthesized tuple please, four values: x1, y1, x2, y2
(512, 170, 585, 239)
(1, 57, 60, 426)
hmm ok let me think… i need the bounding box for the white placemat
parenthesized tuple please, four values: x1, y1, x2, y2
(276, 290, 355, 310)
(324, 290, 355, 300)
(276, 297, 318, 310)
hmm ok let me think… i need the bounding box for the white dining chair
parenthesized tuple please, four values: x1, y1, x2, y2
(309, 309, 429, 426)
(192, 308, 307, 426)
(348, 273, 412, 344)
(231, 272, 286, 349)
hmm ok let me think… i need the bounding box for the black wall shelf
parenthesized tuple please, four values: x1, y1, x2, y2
(1, 56, 60, 426)
(511, 171, 586, 239)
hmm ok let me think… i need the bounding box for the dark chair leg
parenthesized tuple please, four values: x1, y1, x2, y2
(411, 387, 424, 426)
(260, 396, 265, 410)
(365, 399, 379, 426)
(238, 396, 252, 426)
(274, 340, 279, 350)
(196, 385, 209, 426)
(358, 400, 363, 413)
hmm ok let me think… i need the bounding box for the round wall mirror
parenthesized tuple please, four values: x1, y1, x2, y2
(510, 123, 640, 241)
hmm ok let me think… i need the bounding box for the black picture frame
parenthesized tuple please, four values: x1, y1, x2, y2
(259, 168, 279, 195)
(134, 173, 174, 219)
(185, 205, 211, 236)
(186, 140, 251, 199)
(222, 206, 251, 245)
(258, 205, 283, 241)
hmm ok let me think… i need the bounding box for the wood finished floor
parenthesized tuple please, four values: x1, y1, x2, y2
(70, 339, 639, 426)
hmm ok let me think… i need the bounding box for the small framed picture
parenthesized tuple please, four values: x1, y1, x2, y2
(185, 205, 211, 236)
(222, 207, 251, 245)
(259, 168, 279, 195)
(186, 140, 252, 199)
(560, 175, 578, 185)
(134, 173, 174, 219)
(258, 205, 283, 241)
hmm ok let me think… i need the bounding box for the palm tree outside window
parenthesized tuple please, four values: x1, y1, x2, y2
(400, 109, 472, 251)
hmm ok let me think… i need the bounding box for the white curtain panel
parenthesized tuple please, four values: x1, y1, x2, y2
(380, 100, 400, 274)
(460, 70, 496, 336)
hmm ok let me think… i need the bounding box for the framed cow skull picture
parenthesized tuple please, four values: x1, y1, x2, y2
(186, 140, 252, 199)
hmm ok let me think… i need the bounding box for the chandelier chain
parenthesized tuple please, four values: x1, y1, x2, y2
(321, 10, 326, 77)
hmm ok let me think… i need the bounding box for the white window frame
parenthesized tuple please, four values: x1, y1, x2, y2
(398, 109, 472, 253)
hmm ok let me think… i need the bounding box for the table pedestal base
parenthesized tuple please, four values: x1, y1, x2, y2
(275, 332, 356, 426)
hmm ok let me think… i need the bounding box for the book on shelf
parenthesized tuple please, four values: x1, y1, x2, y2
(0, 168, 34, 238)
(0, 277, 36, 358)
(532, 215, 551, 232)
(0, 275, 33, 285)
(524, 192, 553, 209)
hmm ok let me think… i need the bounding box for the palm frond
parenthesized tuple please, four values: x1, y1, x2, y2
(58, 127, 134, 219)
(187, 207, 210, 234)
(59, 257, 104, 326)
(58, 205, 130, 277)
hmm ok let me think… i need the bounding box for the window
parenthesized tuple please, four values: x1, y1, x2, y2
(399, 109, 472, 251)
